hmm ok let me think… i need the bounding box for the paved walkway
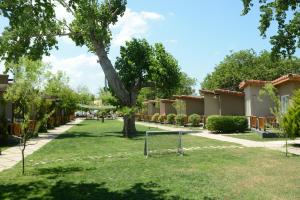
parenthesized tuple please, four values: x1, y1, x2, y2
(135, 121, 300, 155)
(0, 118, 83, 172)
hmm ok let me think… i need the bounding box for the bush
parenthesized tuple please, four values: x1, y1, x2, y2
(151, 113, 160, 122)
(206, 115, 248, 133)
(175, 114, 187, 126)
(188, 114, 201, 127)
(158, 115, 166, 123)
(167, 114, 176, 124)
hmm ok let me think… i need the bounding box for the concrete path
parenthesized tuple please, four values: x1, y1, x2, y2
(135, 121, 300, 155)
(0, 118, 83, 172)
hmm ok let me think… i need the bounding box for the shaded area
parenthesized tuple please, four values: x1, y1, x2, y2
(290, 143, 300, 148)
(0, 181, 193, 200)
(0, 135, 20, 149)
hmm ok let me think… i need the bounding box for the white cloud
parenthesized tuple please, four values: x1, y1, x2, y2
(111, 9, 164, 47)
(43, 54, 105, 94)
(54, 2, 74, 25)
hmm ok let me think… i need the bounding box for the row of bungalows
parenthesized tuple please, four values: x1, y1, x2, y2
(140, 74, 300, 129)
(0, 74, 75, 137)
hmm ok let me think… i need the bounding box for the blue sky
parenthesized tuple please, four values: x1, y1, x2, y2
(0, 1, 281, 94)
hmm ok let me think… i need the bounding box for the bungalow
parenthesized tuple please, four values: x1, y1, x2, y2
(239, 74, 300, 117)
(159, 99, 176, 115)
(173, 95, 204, 116)
(200, 89, 245, 116)
(145, 100, 160, 116)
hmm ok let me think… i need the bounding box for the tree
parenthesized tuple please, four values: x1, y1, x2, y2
(259, 83, 289, 156)
(98, 87, 119, 106)
(201, 50, 300, 91)
(115, 39, 181, 136)
(0, 0, 135, 135)
(44, 71, 79, 121)
(77, 86, 94, 105)
(282, 90, 300, 139)
(4, 57, 49, 174)
(242, 0, 300, 58)
(176, 72, 197, 95)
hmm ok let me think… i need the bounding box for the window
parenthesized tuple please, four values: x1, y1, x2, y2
(281, 95, 290, 114)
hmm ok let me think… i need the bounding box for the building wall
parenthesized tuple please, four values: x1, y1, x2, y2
(277, 82, 300, 97)
(147, 102, 159, 115)
(160, 102, 176, 115)
(203, 93, 220, 116)
(185, 99, 204, 116)
(220, 94, 245, 116)
(244, 86, 273, 117)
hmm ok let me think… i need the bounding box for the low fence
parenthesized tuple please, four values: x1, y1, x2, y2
(248, 116, 277, 131)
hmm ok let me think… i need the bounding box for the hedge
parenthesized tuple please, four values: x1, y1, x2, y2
(167, 114, 176, 124)
(206, 115, 248, 133)
(158, 115, 166, 123)
(175, 114, 187, 126)
(151, 113, 160, 122)
(188, 114, 201, 127)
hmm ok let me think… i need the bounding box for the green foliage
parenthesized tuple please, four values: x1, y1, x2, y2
(151, 113, 160, 122)
(158, 115, 166, 123)
(201, 50, 300, 91)
(151, 43, 181, 98)
(242, 1, 300, 58)
(176, 72, 196, 95)
(77, 86, 94, 105)
(167, 114, 176, 124)
(175, 114, 187, 126)
(115, 38, 181, 101)
(99, 88, 119, 106)
(282, 90, 300, 138)
(188, 114, 201, 127)
(4, 58, 47, 129)
(44, 71, 79, 115)
(206, 116, 248, 133)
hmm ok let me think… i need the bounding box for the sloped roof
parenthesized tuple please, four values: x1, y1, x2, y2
(239, 74, 300, 89)
(272, 74, 300, 86)
(160, 99, 176, 103)
(173, 95, 204, 100)
(239, 80, 270, 89)
(200, 89, 244, 97)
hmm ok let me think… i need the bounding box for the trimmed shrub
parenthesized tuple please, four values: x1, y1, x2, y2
(188, 114, 201, 127)
(175, 114, 187, 126)
(167, 114, 176, 124)
(151, 113, 160, 122)
(206, 115, 248, 133)
(158, 115, 166, 123)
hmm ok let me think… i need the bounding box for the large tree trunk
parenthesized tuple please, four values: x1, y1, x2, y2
(93, 41, 138, 137)
(93, 41, 130, 105)
(123, 114, 136, 138)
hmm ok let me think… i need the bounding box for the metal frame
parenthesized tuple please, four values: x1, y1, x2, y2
(144, 131, 184, 157)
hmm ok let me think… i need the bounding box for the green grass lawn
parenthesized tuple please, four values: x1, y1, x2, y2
(226, 132, 287, 141)
(0, 120, 300, 200)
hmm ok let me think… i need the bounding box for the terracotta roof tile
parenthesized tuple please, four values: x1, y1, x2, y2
(160, 99, 176, 103)
(272, 74, 300, 86)
(239, 80, 270, 89)
(200, 89, 244, 97)
(173, 95, 204, 100)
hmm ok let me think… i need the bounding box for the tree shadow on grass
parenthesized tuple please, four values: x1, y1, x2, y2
(32, 166, 96, 179)
(56, 132, 104, 139)
(0, 181, 193, 200)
